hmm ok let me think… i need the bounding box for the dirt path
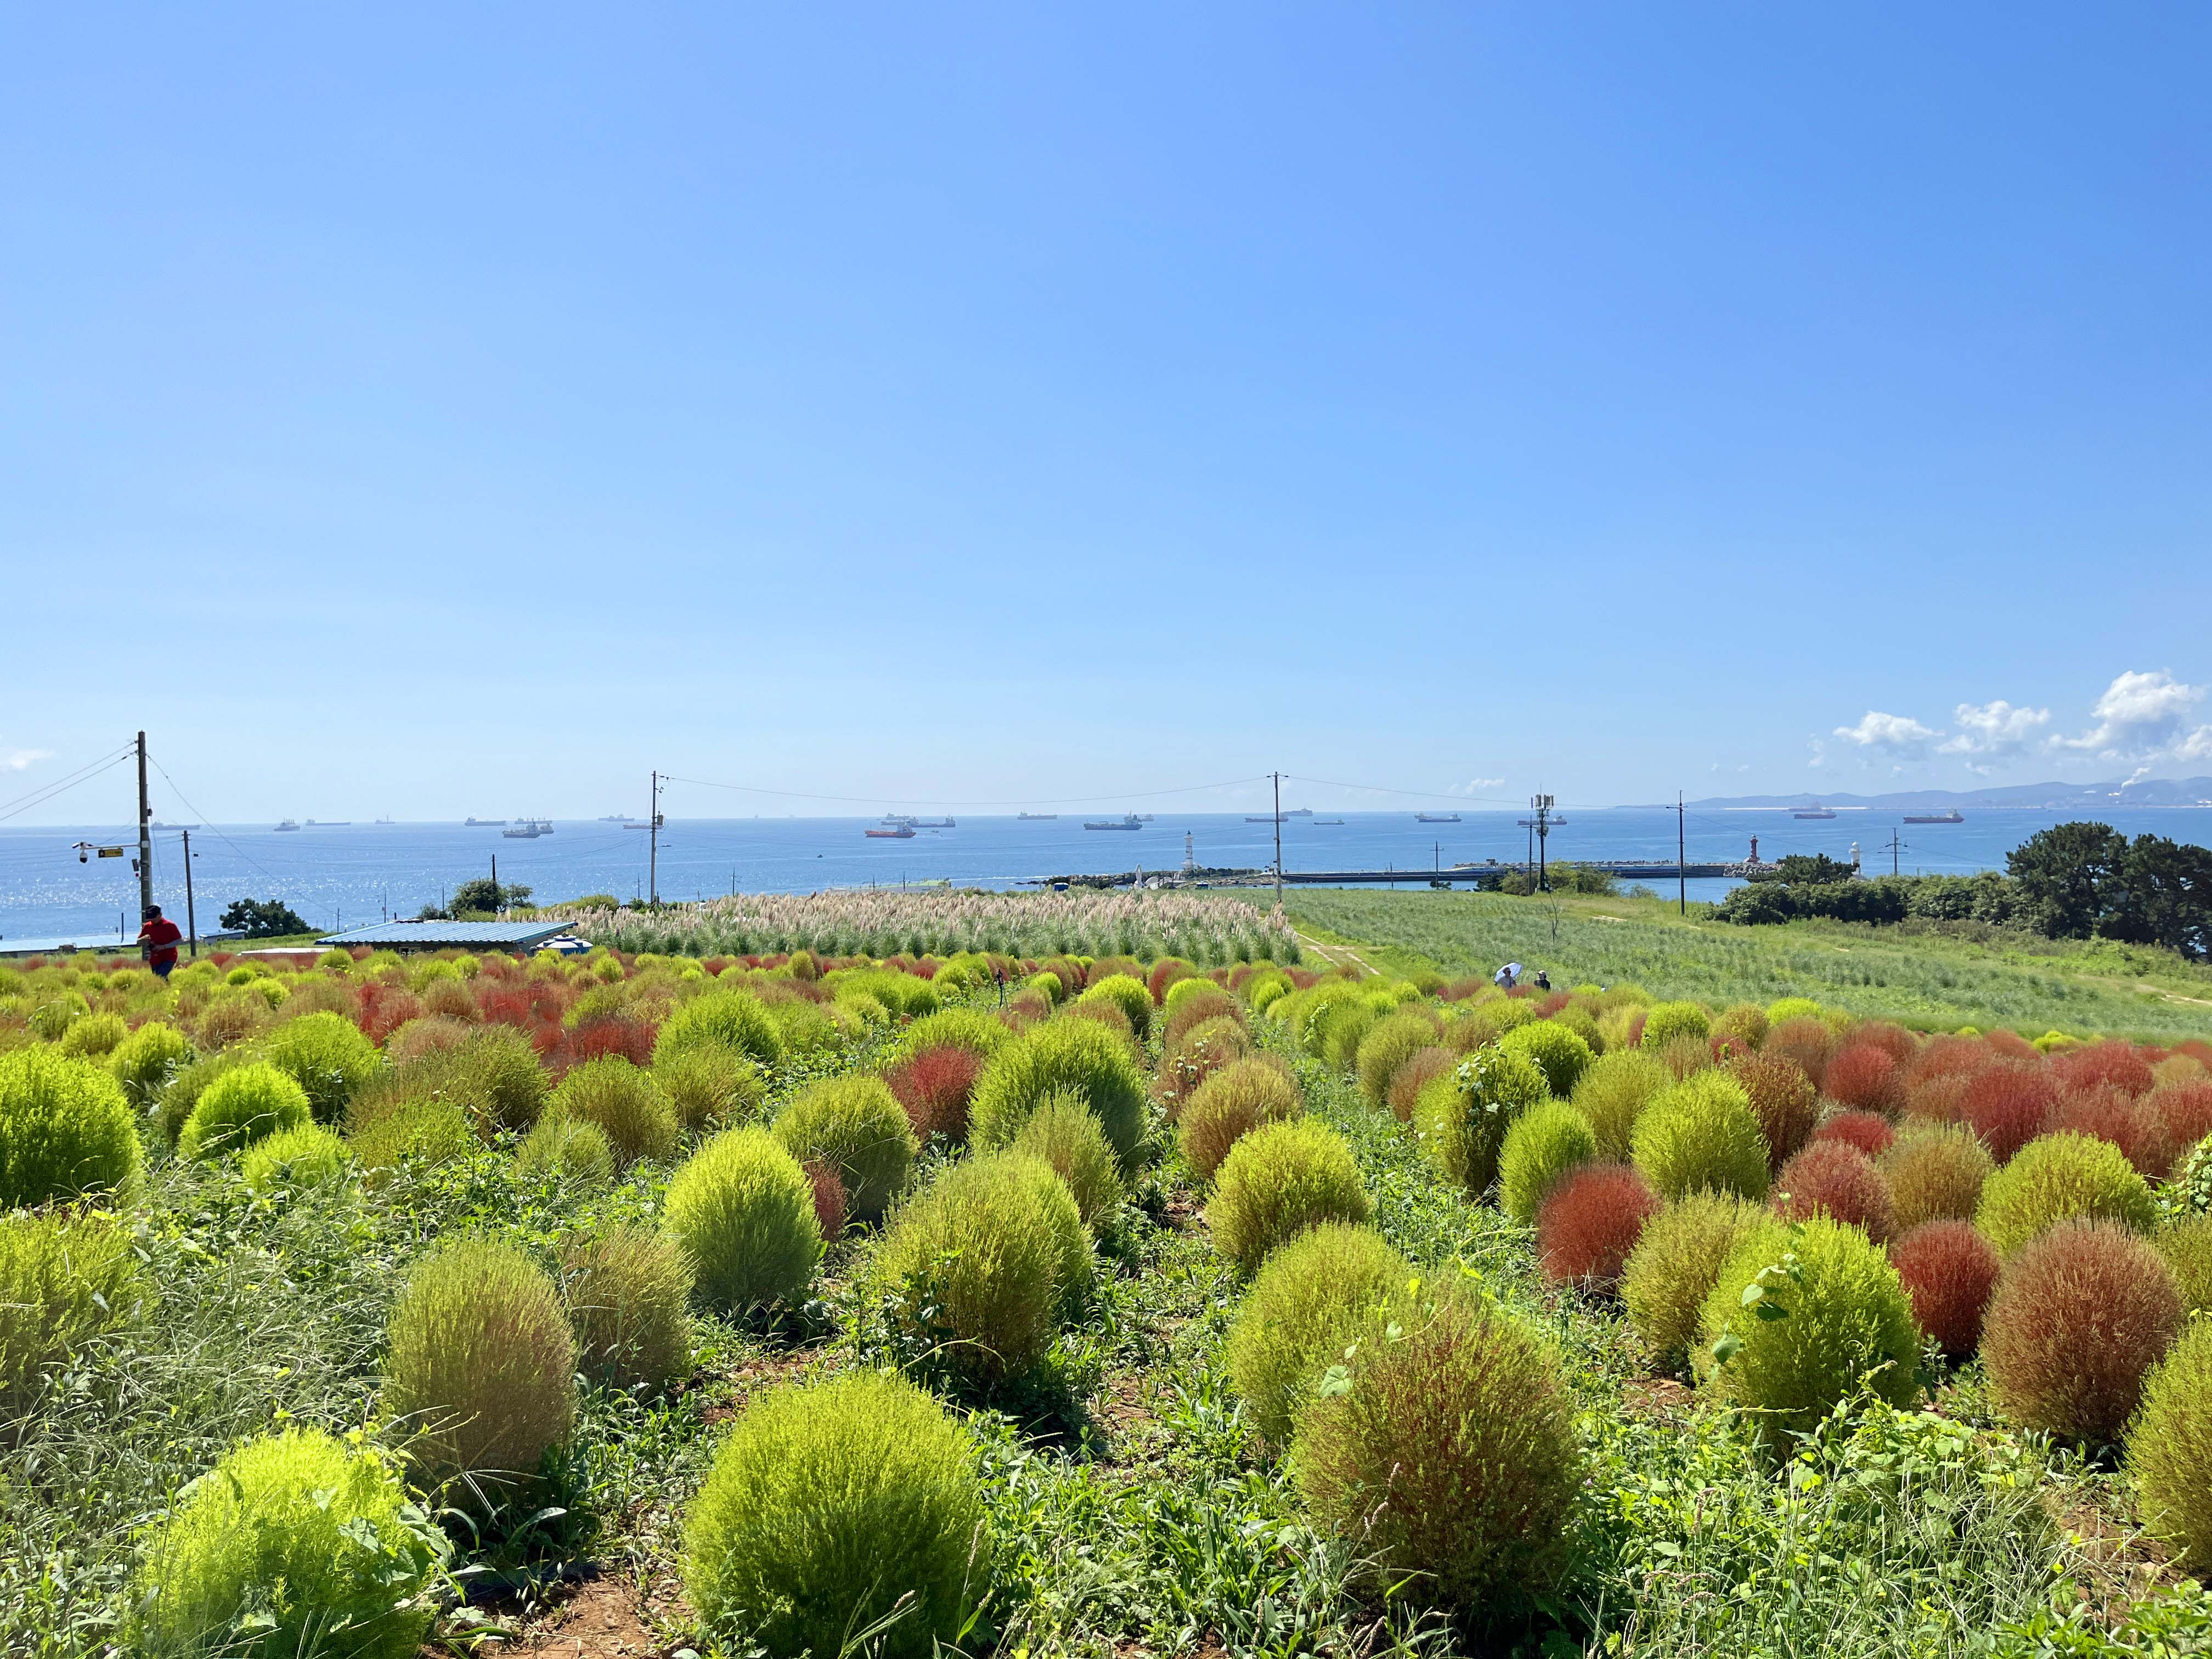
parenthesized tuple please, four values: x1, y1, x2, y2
(1294, 929, 1378, 975)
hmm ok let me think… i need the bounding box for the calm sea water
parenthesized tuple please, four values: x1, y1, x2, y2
(6, 807, 2210, 945)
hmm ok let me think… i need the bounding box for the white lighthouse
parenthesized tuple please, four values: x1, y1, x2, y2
(1183, 831, 1195, 876)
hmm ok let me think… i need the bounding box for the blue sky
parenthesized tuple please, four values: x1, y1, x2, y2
(4, 4, 2208, 823)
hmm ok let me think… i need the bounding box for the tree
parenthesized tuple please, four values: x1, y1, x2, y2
(2103, 836, 2212, 960)
(2006, 822, 2127, 939)
(449, 878, 532, 917)
(219, 898, 310, 938)
(1770, 853, 1859, 885)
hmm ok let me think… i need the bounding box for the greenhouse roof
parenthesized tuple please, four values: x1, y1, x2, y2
(315, 920, 578, 951)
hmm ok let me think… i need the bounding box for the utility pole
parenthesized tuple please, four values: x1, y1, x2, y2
(135, 731, 153, 921)
(1530, 794, 1554, 893)
(1678, 792, 1687, 916)
(1271, 771, 1283, 910)
(649, 770, 661, 907)
(180, 828, 198, 957)
(1887, 830, 1906, 877)
(490, 852, 498, 916)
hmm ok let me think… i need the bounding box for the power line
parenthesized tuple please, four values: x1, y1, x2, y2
(1281, 772, 1524, 806)
(0, 747, 137, 825)
(144, 754, 340, 927)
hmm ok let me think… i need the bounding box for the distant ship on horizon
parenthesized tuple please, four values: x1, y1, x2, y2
(465, 817, 505, 827)
(274, 819, 300, 832)
(866, 824, 916, 838)
(502, 818, 555, 838)
(1795, 803, 1839, 820)
(1903, 808, 1965, 825)
(1085, 814, 1144, 830)
(304, 819, 350, 827)
(1414, 811, 1461, 823)
(1017, 811, 1058, 820)
(599, 814, 634, 822)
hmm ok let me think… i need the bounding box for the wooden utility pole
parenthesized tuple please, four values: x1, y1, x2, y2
(1271, 772, 1283, 910)
(1678, 792, 1687, 915)
(180, 828, 198, 957)
(490, 852, 499, 915)
(649, 770, 662, 907)
(135, 731, 153, 921)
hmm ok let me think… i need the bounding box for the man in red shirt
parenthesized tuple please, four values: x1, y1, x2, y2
(137, 905, 183, 978)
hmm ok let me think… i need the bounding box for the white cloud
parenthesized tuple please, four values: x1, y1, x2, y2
(1937, 700, 2050, 758)
(1448, 777, 1506, 795)
(2053, 669, 2206, 756)
(2178, 725, 2212, 762)
(1832, 711, 1937, 753)
(1, 747, 52, 772)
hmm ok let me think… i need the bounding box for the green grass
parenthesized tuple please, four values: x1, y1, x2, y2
(1270, 888, 2212, 1042)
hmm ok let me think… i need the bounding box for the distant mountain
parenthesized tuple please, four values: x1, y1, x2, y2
(1673, 778, 2212, 811)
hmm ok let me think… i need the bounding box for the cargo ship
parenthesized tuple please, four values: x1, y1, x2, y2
(1017, 811, 1058, 820)
(1414, 811, 1460, 823)
(274, 819, 300, 832)
(1903, 809, 1965, 825)
(1793, 803, 1838, 820)
(866, 825, 916, 838)
(1085, 814, 1144, 830)
(465, 817, 504, 827)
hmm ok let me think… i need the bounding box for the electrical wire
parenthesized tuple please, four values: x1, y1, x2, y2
(0, 746, 137, 825)
(145, 755, 340, 927)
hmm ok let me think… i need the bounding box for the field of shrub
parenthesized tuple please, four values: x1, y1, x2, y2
(1278, 885, 2212, 1043)
(2, 927, 2211, 1657)
(547, 888, 1301, 965)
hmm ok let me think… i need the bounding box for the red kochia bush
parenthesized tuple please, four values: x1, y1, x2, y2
(353, 981, 424, 1047)
(1537, 1163, 1660, 1290)
(2053, 1041, 2156, 1098)
(2047, 1084, 2172, 1178)
(1535, 992, 1571, 1019)
(803, 1159, 848, 1241)
(1905, 1072, 1972, 1126)
(1147, 960, 1194, 1003)
(1851, 1022, 1919, 1064)
(1764, 1018, 1835, 1091)
(568, 1013, 658, 1069)
(2152, 1081, 2212, 1156)
(1982, 1220, 2183, 1443)
(883, 1045, 983, 1143)
(1813, 1109, 1896, 1159)
(1889, 1221, 2001, 1359)
(1730, 1051, 1819, 1169)
(1824, 1046, 1906, 1119)
(1962, 1064, 2059, 1163)
(1983, 1029, 2040, 1062)
(1771, 1140, 1894, 1242)
(1909, 1034, 1995, 1087)
(1389, 1047, 1457, 1125)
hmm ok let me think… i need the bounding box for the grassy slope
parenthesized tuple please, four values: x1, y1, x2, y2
(1268, 888, 2212, 1042)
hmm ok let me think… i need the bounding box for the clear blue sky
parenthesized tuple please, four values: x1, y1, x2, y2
(5, 5, 2208, 823)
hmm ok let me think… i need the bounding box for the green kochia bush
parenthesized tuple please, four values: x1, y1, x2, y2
(1571, 1048, 1669, 1161)
(1976, 1131, 2158, 1256)
(1208, 1119, 1372, 1272)
(261, 1010, 382, 1122)
(516, 1112, 616, 1184)
(1010, 1090, 1124, 1227)
(564, 1225, 693, 1395)
(239, 1124, 351, 1194)
(381, 1238, 577, 1499)
(873, 1150, 1091, 1383)
(1227, 1222, 1411, 1445)
(969, 1017, 1148, 1170)
(771, 1075, 918, 1223)
(0, 1046, 144, 1208)
(1355, 1011, 1442, 1110)
(895, 1007, 1009, 1062)
(178, 1061, 312, 1161)
(1291, 1286, 1582, 1617)
(1076, 974, 1153, 1039)
(653, 1045, 762, 1131)
(1641, 1001, 1713, 1049)
(2130, 1318, 2212, 1574)
(108, 1019, 193, 1106)
(1698, 1216, 1922, 1443)
(684, 1372, 990, 1659)
(0, 1211, 141, 1413)
(128, 1427, 446, 1659)
(1500, 1020, 1595, 1098)
(654, 989, 786, 1069)
(1621, 1190, 1768, 1374)
(1630, 1070, 1771, 1201)
(663, 1128, 823, 1311)
(549, 1056, 680, 1167)
(1413, 1045, 1551, 1198)
(1498, 1101, 1598, 1225)
(57, 1010, 128, 1059)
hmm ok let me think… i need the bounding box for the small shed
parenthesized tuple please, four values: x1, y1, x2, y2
(315, 919, 582, 955)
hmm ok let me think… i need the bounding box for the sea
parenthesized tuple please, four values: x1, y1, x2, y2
(5, 806, 2210, 948)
